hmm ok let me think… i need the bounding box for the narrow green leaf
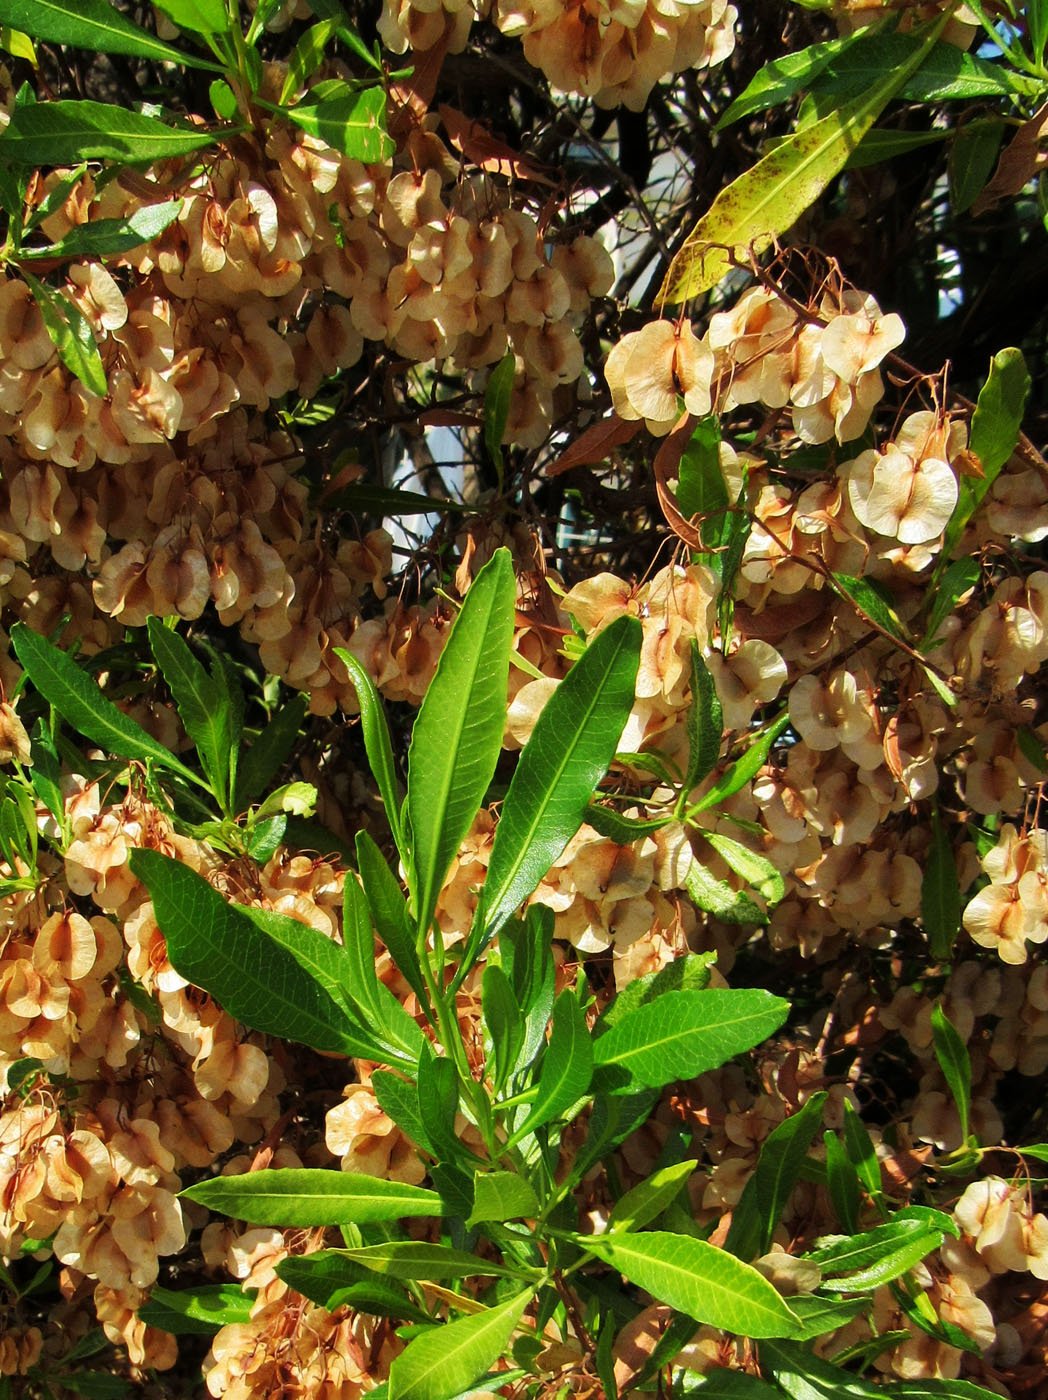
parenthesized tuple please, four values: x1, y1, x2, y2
(484, 350, 516, 472)
(500, 904, 556, 1069)
(725, 1092, 828, 1259)
(808, 31, 1032, 105)
(580, 1232, 801, 1339)
(153, 0, 230, 34)
(388, 1290, 532, 1400)
(372, 1069, 433, 1156)
(597, 952, 715, 1034)
(356, 830, 429, 1012)
(284, 87, 395, 163)
(786, 1294, 869, 1342)
(592, 988, 789, 1093)
(659, 15, 949, 303)
(831, 573, 910, 642)
(20, 199, 184, 261)
(406, 548, 516, 939)
(303, 0, 384, 69)
(0, 0, 221, 69)
(182, 1168, 446, 1226)
(812, 1219, 946, 1291)
(280, 18, 340, 103)
(758, 1338, 883, 1400)
(417, 1048, 465, 1164)
(922, 811, 961, 960)
(465, 613, 641, 970)
(949, 119, 1005, 213)
(931, 1004, 972, 1143)
(584, 804, 668, 842)
(336, 1240, 528, 1281)
(677, 415, 728, 542)
(22, 273, 106, 397)
(28, 719, 63, 828)
(942, 348, 1031, 561)
(343, 871, 425, 1063)
(137, 1284, 253, 1337)
(235, 692, 310, 810)
(1029, 0, 1048, 64)
(824, 1131, 860, 1233)
(508, 991, 593, 1145)
(246, 813, 285, 862)
(148, 618, 232, 810)
(701, 831, 785, 906)
(693, 712, 790, 811)
(883, 1380, 1028, 1400)
(12, 623, 201, 787)
(685, 861, 767, 925)
(920, 557, 980, 651)
(608, 1158, 697, 1233)
(324, 483, 468, 517)
(845, 127, 948, 168)
(482, 964, 524, 1095)
(467, 1172, 540, 1226)
(841, 1102, 881, 1200)
(716, 29, 869, 128)
(0, 100, 225, 165)
(336, 648, 404, 853)
(130, 850, 368, 1058)
(685, 643, 723, 791)
(276, 1252, 432, 1322)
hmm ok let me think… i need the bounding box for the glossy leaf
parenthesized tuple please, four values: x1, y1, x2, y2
(824, 1131, 860, 1233)
(659, 18, 948, 304)
(597, 953, 715, 1033)
(0, 0, 220, 68)
(417, 1048, 465, 1164)
(343, 870, 426, 1063)
(584, 804, 669, 842)
(335, 1240, 527, 1281)
(883, 1381, 1023, 1400)
(147, 618, 236, 810)
(500, 904, 556, 1070)
(581, 1232, 801, 1338)
(842, 1101, 882, 1200)
(922, 812, 961, 960)
(608, 1158, 697, 1233)
(807, 32, 1028, 106)
(28, 719, 63, 828)
(466, 613, 641, 967)
(693, 712, 790, 812)
(482, 964, 524, 1094)
(831, 573, 909, 643)
(131, 850, 372, 1058)
(285, 88, 395, 163)
(921, 557, 979, 650)
(685, 643, 723, 791)
(281, 19, 340, 103)
(715, 29, 869, 127)
(725, 1092, 828, 1260)
(702, 831, 786, 906)
(11, 623, 201, 787)
(276, 1253, 432, 1322)
(137, 1284, 253, 1337)
(182, 1168, 447, 1226)
(372, 1069, 433, 1156)
(235, 692, 310, 809)
(335, 648, 405, 856)
(0, 100, 225, 165)
(942, 348, 1031, 560)
(356, 830, 429, 1012)
(507, 990, 592, 1145)
(152, 0, 229, 32)
(685, 861, 767, 925)
(758, 1338, 883, 1400)
(931, 1004, 972, 1143)
(388, 1290, 532, 1400)
(467, 1172, 540, 1226)
(23, 273, 106, 397)
(1030, 0, 1048, 64)
(20, 199, 183, 261)
(592, 988, 789, 1092)
(406, 547, 515, 938)
(786, 1294, 869, 1342)
(677, 415, 728, 542)
(812, 1219, 946, 1290)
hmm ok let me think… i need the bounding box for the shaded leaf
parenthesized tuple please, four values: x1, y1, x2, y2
(922, 812, 961, 961)
(686, 643, 723, 790)
(484, 350, 516, 470)
(276, 1253, 432, 1322)
(336, 1241, 526, 1281)
(137, 1284, 253, 1337)
(235, 692, 310, 809)
(931, 1004, 972, 1143)
(725, 1093, 828, 1260)
(949, 120, 1005, 213)
(336, 648, 405, 856)
(507, 990, 592, 1146)
(608, 1158, 697, 1233)
(147, 618, 235, 810)
(356, 830, 429, 1013)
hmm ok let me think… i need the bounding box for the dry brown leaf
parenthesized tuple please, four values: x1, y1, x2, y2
(653, 410, 704, 550)
(545, 412, 641, 477)
(972, 101, 1048, 216)
(438, 105, 556, 185)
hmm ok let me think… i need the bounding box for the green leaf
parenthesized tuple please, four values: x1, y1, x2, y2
(931, 1004, 972, 1143)
(246, 813, 285, 862)
(372, 1069, 433, 1156)
(137, 1284, 253, 1336)
(841, 1102, 881, 1200)
(417, 1048, 465, 1165)
(22, 272, 106, 397)
(580, 1232, 801, 1339)
(608, 1158, 697, 1233)
(20, 199, 183, 261)
(482, 964, 524, 1094)
(685, 644, 723, 791)
(147, 618, 234, 811)
(50, 1375, 131, 1399)
(0, 100, 225, 165)
(701, 831, 785, 906)
(942, 348, 1031, 561)
(1029, 0, 1048, 65)
(484, 350, 516, 475)
(685, 861, 768, 925)
(467, 1172, 540, 1226)
(583, 804, 669, 842)
(130, 849, 366, 1058)
(596, 952, 715, 1033)
(811, 1218, 946, 1290)
(831, 573, 910, 642)
(507, 990, 592, 1146)
(356, 830, 429, 1013)
(920, 557, 980, 650)
(592, 988, 789, 1093)
(336, 648, 405, 855)
(181, 1168, 447, 1226)
(677, 416, 728, 542)
(406, 548, 516, 938)
(824, 1131, 860, 1233)
(883, 1381, 1025, 1400)
(658, 16, 950, 303)
(235, 692, 310, 809)
(387, 1289, 533, 1400)
(500, 903, 556, 1069)
(845, 127, 947, 169)
(284, 87, 395, 163)
(693, 712, 790, 812)
(28, 719, 63, 828)
(0, 0, 221, 68)
(464, 613, 641, 971)
(686, 1375, 783, 1400)
(758, 1338, 883, 1400)
(343, 870, 425, 1063)
(786, 1294, 869, 1342)
(725, 1092, 828, 1259)
(280, 18, 340, 103)
(153, 0, 231, 33)
(922, 812, 961, 960)
(808, 31, 1031, 105)
(11, 623, 202, 787)
(276, 1253, 432, 1322)
(949, 120, 1005, 213)
(300, 0, 384, 70)
(335, 1240, 528, 1281)
(324, 483, 468, 517)
(715, 29, 871, 128)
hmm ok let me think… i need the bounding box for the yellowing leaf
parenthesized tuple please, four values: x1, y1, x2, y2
(658, 13, 950, 305)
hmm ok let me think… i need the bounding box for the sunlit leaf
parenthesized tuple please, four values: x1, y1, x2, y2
(182, 1168, 448, 1226)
